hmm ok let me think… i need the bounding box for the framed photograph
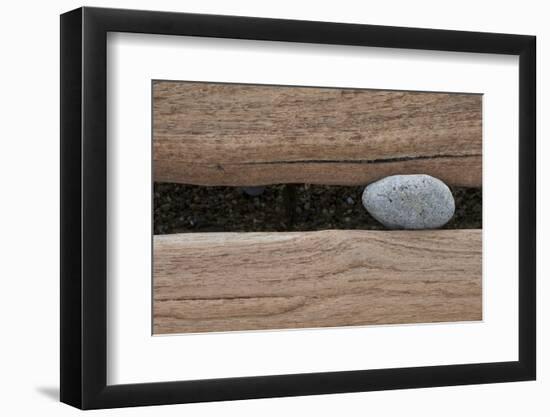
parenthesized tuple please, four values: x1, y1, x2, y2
(60, 6, 536, 409)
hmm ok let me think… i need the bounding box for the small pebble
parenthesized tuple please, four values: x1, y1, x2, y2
(362, 174, 455, 229)
(346, 196, 354, 205)
(241, 186, 265, 196)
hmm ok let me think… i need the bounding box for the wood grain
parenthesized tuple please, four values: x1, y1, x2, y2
(153, 229, 482, 334)
(153, 81, 482, 187)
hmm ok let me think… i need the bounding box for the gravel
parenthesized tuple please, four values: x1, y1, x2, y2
(154, 183, 481, 234)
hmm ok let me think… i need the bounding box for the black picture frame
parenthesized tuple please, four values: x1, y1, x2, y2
(60, 6, 536, 410)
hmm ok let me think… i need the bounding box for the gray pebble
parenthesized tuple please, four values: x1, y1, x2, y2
(346, 196, 355, 205)
(362, 174, 455, 229)
(241, 186, 265, 196)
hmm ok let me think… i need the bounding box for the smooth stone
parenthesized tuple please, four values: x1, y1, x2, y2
(241, 186, 265, 196)
(362, 174, 455, 229)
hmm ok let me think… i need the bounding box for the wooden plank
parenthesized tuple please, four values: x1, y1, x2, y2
(153, 229, 482, 334)
(153, 81, 482, 187)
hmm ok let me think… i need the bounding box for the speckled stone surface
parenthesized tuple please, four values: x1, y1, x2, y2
(362, 175, 455, 229)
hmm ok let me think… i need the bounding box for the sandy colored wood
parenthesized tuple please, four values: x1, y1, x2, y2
(153, 81, 482, 187)
(153, 229, 482, 334)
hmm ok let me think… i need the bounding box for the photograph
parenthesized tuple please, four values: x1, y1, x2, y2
(55, 5, 537, 411)
(152, 80, 483, 335)
(0, 0, 544, 414)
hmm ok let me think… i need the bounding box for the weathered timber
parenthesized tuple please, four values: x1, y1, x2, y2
(153, 81, 482, 187)
(153, 229, 482, 334)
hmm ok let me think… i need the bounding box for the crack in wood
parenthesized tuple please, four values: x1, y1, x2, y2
(238, 153, 481, 166)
